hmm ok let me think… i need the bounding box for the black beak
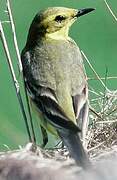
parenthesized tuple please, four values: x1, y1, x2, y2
(76, 8, 95, 17)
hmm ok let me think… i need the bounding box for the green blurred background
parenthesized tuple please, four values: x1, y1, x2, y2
(0, 0, 116, 150)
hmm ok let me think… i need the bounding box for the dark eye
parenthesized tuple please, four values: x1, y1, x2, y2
(55, 15, 66, 22)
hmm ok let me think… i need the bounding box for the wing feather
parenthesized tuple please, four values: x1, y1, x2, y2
(26, 80, 80, 133)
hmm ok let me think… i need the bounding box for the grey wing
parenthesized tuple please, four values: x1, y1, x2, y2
(71, 50, 89, 143)
(72, 84, 89, 146)
(72, 86, 88, 120)
(21, 50, 80, 133)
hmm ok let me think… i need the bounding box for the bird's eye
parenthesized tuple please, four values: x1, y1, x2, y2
(54, 15, 66, 22)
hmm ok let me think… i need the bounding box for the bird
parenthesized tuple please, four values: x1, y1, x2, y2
(21, 7, 95, 169)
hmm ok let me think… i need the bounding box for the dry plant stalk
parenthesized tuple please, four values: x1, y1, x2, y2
(81, 51, 110, 92)
(81, 1, 117, 153)
(0, 21, 33, 143)
(6, 0, 22, 72)
(104, 0, 117, 22)
(6, 0, 36, 143)
(87, 90, 117, 156)
(88, 76, 117, 80)
(0, 0, 36, 143)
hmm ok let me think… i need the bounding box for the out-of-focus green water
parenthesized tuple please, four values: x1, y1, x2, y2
(0, 0, 116, 150)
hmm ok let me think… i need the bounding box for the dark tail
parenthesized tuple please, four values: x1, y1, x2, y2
(58, 130, 91, 169)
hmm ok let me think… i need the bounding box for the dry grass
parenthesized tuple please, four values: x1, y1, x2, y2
(88, 90, 117, 157)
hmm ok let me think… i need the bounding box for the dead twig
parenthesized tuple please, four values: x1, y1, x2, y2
(5, 0, 36, 143)
(104, 0, 117, 22)
(88, 76, 117, 80)
(6, 0, 22, 72)
(0, 21, 32, 142)
(81, 50, 109, 92)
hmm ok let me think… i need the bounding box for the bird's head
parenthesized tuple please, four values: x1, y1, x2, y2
(28, 7, 95, 42)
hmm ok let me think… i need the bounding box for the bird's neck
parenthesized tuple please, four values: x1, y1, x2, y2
(26, 25, 71, 48)
(45, 26, 69, 41)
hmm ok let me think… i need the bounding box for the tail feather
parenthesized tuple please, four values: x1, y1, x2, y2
(58, 130, 91, 169)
